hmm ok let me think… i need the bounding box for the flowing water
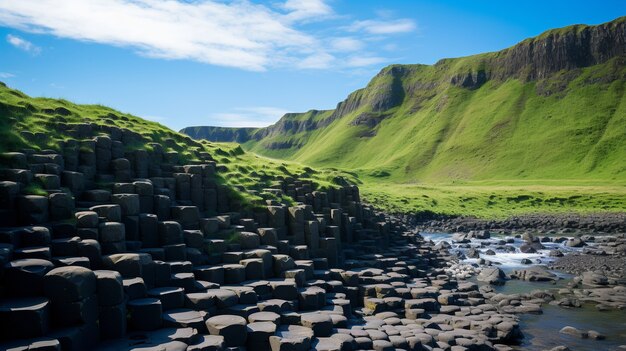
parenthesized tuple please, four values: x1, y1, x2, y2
(422, 232, 626, 350)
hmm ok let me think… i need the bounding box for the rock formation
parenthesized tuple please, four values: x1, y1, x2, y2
(0, 123, 536, 350)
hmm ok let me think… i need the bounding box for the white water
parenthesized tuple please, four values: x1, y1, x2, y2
(421, 232, 586, 273)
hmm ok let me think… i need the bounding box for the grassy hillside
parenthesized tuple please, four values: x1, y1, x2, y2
(0, 82, 355, 210)
(182, 17, 626, 218)
(273, 61, 625, 182)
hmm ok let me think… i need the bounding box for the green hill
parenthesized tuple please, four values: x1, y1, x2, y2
(184, 16, 626, 182)
(182, 17, 626, 217)
(0, 83, 355, 211)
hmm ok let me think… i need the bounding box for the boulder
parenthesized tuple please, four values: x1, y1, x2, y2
(159, 221, 184, 245)
(205, 315, 247, 347)
(238, 232, 261, 250)
(127, 298, 163, 331)
(477, 267, 506, 285)
(566, 238, 586, 248)
(111, 193, 140, 216)
(270, 325, 314, 351)
(581, 271, 609, 287)
(300, 313, 333, 337)
(248, 311, 281, 325)
(187, 335, 225, 351)
(511, 266, 557, 282)
(49, 192, 74, 220)
(99, 222, 125, 243)
(43, 266, 96, 303)
(90, 204, 122, 222)
(75, 211, 99, 228)
(559, 326, 588, 338)
(247, 321, 276, 350)
(4, 258, 55, 296)
(94, 270, 124, 306)
(0, 297, 50, 339)
(17, 195, 49, 224)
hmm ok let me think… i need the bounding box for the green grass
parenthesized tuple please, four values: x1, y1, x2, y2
(0, 82, 355, 211)
(360, 180, 626, 219)
(251, 60, 626, 183)
(22, 183, 48, 196)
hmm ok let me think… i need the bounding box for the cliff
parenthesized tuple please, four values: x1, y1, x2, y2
(182, 16, 626, 182)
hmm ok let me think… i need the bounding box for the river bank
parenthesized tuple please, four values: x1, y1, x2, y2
(421, 229, 626, 351)
(413, 212, 626, 234)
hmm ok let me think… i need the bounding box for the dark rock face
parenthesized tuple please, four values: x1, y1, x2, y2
(450, 70, 488, 89)
(449, 19, 626, 89)
(492, 20, 626, 81)
(180, 126, 257, 143)
(254, 110, 332, 140)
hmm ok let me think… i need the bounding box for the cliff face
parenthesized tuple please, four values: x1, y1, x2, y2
(253, 110, 333, 140)
(180, 126, 257, 143)
(492, 19, 626, 80)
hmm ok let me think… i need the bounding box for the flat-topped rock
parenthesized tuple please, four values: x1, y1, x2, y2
(43, 266, 96, 303)
(4, 258, 54, 296)
(127, 298, 163, 331)
(300, 313, 333, 337)
(270, 325, 315, 351)
(0, 297, 50, 339)
(205, 314, 247, 347)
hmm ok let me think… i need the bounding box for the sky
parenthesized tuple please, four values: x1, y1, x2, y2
(0, 1, 624, 131)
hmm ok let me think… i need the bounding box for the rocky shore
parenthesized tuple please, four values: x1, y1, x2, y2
(421, 225, 626, 350)
(413, 213, 626, 234)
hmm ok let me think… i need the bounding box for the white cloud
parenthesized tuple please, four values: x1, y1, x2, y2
(349, 19, 416, 35)
(282, 0, 333, 21)
(330, 37, 364, 52)
(6, 34, 40, 54)
(0, 0, 318, 71)
(297, 52, 335, 69)
(382, 43, 399, 51)
(0, 0, 417, 71)
(210, 107, 290, 128)
(0, 72, 15, 78)
(345, 56, 388, 68)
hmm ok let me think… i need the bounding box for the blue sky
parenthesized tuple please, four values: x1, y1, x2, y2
(0, 1, 624, 131)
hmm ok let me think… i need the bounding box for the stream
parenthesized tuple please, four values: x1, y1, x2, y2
(421, 232, 626, 350)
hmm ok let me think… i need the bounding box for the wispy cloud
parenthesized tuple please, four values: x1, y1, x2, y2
(297, 52, 335, 69)
(0, 72, 15, 79)
(282, 0, 333, 22)
(210, 107, 290, 128)
(330, 37, 364, 52)
(345, 56, 388, 67)
(349, 19, 416, 35)
(6, 34, 40, 54)
(0, 1, 417, 71)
